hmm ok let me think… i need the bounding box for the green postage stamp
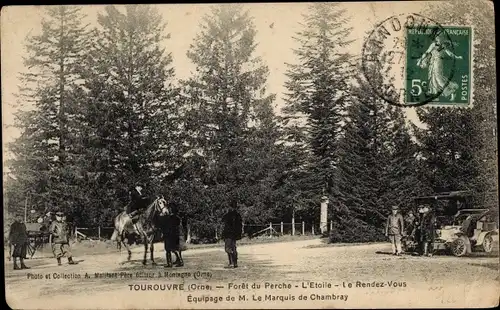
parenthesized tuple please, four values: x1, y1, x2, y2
(405, 26, 473, 107)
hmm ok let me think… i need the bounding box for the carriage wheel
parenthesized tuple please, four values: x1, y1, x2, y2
(482, 234, 493, 253)
(451, 237, 467, 257)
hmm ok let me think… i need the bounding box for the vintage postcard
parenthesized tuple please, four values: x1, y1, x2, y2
(2, 1, 498, 309)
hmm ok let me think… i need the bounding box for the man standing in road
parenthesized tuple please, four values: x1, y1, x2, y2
(417, 205, 436, 257)
(50, 211, 78, 266)
(222, 200, 243, 268)
(8, 214, 30, 270)
(385, 205, 404, 256)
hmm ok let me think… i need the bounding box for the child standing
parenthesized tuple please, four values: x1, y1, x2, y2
(50, 211, 78, 266)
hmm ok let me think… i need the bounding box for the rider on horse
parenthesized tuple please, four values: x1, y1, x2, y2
(126, 184, 150, 225)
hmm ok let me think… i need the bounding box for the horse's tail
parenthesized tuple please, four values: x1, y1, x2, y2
(110, 229, 119, 242)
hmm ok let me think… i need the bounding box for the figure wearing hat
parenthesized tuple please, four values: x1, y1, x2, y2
(417, 205, 436, 257)
(49, 211, 78, 265)
(8, 214, 30, 270)
(385, 205, 405, 256)
(126, 184, 150, 225)
(222, 199, 243, 268)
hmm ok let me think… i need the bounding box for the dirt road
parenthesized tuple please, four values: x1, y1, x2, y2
(5, 238, 499, 309)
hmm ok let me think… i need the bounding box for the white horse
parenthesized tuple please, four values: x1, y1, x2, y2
(111, 196, 169, 265)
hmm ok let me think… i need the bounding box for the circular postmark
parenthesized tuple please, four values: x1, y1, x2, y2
(361, 13, 457, 107)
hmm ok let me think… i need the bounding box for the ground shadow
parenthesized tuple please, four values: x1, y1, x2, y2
(467, 262, 499, 271)
(375, 251, 394, 255)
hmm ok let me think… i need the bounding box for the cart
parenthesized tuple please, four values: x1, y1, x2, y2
(406, 191, 498, 257)
(25, 223, 51, 259)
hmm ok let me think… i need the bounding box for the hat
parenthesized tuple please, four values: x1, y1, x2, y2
(391, 205, 399, 210)
(55, 211, 64, 216)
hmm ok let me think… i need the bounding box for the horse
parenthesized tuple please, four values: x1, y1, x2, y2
(111, 196, 169, 265)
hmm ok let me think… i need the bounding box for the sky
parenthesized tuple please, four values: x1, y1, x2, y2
(1, 2, 433, 161)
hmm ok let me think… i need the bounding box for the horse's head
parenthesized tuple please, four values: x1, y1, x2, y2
(155, 195, 170, 216)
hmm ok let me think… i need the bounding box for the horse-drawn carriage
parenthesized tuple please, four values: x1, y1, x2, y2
(17, 222, 51, 259)
(403, 191, 499, 257)
(26, 223, 50, 258)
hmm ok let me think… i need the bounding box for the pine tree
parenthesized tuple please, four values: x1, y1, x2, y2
(282, 3, 355, 207)
(7, 6, 89, 217)
(76, 5, 180, 225)
(180, 4, 281, 233)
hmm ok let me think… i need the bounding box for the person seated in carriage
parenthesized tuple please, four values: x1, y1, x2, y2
(126, 183, 150, 224)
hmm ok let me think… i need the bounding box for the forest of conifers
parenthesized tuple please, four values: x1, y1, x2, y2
(3, 2, 497, 242)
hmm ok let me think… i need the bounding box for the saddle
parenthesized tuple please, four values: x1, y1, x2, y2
(123, 210, 146, 237)
(128, 209, 142, 224)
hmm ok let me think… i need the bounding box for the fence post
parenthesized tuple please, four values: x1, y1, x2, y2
(312, 223, 315, 235)
(242, 222, 245, 236)
(269, 222, 272, 237)
(330, 220, 333, 231)
(302, 221, 305, 235)
(98, 226, 101, 240)
(280, 222, 283, 235)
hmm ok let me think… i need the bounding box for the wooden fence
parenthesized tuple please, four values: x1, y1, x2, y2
(74, 220, 336, 242)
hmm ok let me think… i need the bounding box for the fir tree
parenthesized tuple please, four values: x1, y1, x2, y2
(180, 4, 281, 231)
(7, 6, 89, 217)
(282, 3, 355, 205)
(337, 77, 394, 229)
(76, 5, 180, 225)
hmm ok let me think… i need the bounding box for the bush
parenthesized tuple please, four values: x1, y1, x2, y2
(328, 218, 386, 243)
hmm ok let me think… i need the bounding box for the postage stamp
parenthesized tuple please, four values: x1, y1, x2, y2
(405, 26, 473, 107)
(361, 13, 473, 108)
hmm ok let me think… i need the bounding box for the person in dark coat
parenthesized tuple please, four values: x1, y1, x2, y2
(222, 200, 243, 268)
(126, 184, 150, 224)
(8, 214, 30, 270)
(161, 203, 185, 268)
(50, 211, 78, 266)
(417, 205, 436, 257)
(404, 210, 416, 237)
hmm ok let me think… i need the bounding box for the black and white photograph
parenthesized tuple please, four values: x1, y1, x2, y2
(2, 1, 498, 309)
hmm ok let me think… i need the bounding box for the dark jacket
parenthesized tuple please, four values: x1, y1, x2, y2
(418, 212, 436, 242)
(9, 221, 28, 244)
(222, 210, 243, 240)
(50, 220, 70, 244)
(161, 214, 185, 251)
(127, 188, 149, 214)
(161, 215, 181, 238)
(404, 215, 416, 236)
